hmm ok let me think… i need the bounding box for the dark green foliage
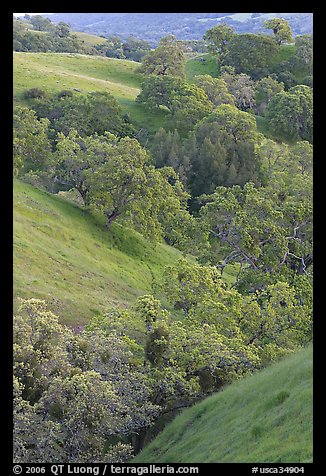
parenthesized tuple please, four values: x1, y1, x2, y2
(265, 85, 313, 142)
(184, 105, 262, 199)
(187, 130, 227, 197)
(24, 88, 46, 99)
(223, 33, 279, 79)
(138, 35, 186, 79)
(197, 367, 219, 392)
(29, 91, 132, 138)
(122, 36, 152, 62)
(150, 128, 190, 186)
(273, 69, 297, 90)
(301, 76, 313, 87)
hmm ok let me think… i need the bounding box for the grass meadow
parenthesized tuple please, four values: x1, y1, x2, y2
(134, 345, 313, 463)
(13, 180, 182, 326)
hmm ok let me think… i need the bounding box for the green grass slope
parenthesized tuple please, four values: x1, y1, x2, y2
(185, 53, 220, 82)
(13, 44, 306, 136)
(74, 31, 108, 46)
(13, 180, 182, 327)
(134, 345, 313, 463)
(13, 52, 141, 97)
(13, 52, 167, 134)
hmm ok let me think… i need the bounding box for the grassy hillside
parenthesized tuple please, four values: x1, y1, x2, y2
(185, 54, 219, 82)
(13, 51, 227, 134)
(13, 48, 303, 140)
(13, 52, 167, 134)
(134, 345, 313, 463)
(13, 180, 182, 327)
(74, 31, 108, 46)
(269, 44, 308, 83)
(13, 52, 141, 102)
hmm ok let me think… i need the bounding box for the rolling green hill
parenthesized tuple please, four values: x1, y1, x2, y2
(12, 51, 229, 135)
(13, 52, 168, 134)
(13, 52, 140, 100)
(13, 180, 182, 327)
(13, 179, 238, 328)
(13, 47, 304, 141)
(134, 345, 313, 463)
(185, 53, 220, 82)
(74, 31, 108, 46)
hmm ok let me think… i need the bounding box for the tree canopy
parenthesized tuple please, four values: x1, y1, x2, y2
(29, 91, 131, 138)
(264, 18, 293, 45)
(13, 105, 52, 176)
(223, 33, 279, 78)
(203, 23, 235, 64)
(138, 35, 186, 79)
(265, 85, 313, 142)
(83, 136, 189, 241)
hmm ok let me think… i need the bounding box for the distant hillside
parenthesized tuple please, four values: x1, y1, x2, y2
(43, 13, 313, 44)
(134, 345, 313, 463)
(73, 31, 108, 46)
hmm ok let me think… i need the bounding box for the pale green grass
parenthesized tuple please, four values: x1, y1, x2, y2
(13, 180, 182, 326)
(13, 52, 141, 97)
(269, 44, 309, 83)
(185, 53, 219, 82)
(134, 345, 313, 463)
(25, 29, 107, 46)
(13, 52, 168, 133)
(74, 31, 108, 46)
(14, 180, 235, 328)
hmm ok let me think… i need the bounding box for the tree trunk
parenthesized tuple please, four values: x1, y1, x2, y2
(132, 427, 149, 455)
(105, 209, 119, 227)
(79, 189, 88, 207)
(298, 252, 313, 275)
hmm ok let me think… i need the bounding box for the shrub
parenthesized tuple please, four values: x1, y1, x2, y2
(24, 88, 46, 99)
(57, 89, 74, 98)
(301, 76, 313, 87)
